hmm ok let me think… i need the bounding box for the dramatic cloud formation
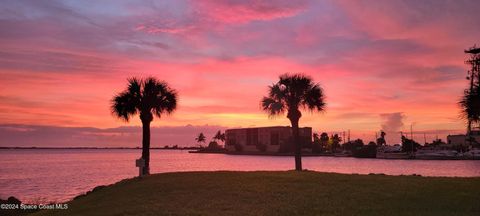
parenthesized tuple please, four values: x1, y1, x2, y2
(380, 113, 405, 143)
(0, 0, 478, 146)
(380, 113, 405, 133)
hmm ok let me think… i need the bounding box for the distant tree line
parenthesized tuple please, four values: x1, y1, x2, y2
(195, 130, 226, 152)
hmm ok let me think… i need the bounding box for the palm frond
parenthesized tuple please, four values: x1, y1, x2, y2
(112, 76, 177, 122)
(127, 77, 142, 98)
(269, 83, 286, 101)
(264, 73, 326, 116)
(459, 86, 480, 123)
(152, 82, 178, 118)
(261, 97, 285, 117)
(303, 83, 326, 112)
(111, 91, 138, 122)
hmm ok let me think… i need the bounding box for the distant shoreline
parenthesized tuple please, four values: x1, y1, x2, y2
(0, 147, 199, 150)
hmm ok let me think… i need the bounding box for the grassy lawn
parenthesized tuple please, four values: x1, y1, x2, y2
(33, 171, 480, 216)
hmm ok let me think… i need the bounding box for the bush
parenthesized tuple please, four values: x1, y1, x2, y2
(207, 141, 221, 150)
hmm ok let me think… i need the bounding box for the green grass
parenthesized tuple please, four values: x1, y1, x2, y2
(33, 171, 480, 216)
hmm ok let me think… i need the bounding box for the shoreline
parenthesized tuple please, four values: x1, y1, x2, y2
(4, 170, 479, 206)
(190, 150, 479, 160)
(23, 171, 480, 216)
(5, 170, 479, 204)
(1, 148, 476, 160)
(0, 147, 199, 150)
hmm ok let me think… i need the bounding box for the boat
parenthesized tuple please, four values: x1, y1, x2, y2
(334, 150, 352, 157)
(414, 149, 461, 160)
(464, 148, 480, 159)
(376, 145, 412, 159)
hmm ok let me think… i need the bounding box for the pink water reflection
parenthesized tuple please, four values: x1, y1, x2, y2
(1, 149, 479, 203)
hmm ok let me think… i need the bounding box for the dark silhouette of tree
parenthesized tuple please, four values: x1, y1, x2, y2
(320, 132, 329, 151)
(313, 133, 320, 142)
(312, 133, 322, 153)
(112, 77, 177, 175)
(195, 133, 206, 147)
(460, 85, 480, 131)
(261, 73, 326, 171)
(353, 139, 364, 146)
(207, 140, 222, 150)
(353, 140, 377, 158)
(213, 130, 226, 144)
(376, 131, 386, 146)
(429, 138, 446, 147)
(343, 139, 364, 152)
(331, 134, 341, 152)
(401, 136, 420, 153)
(460, 45, 480, 146)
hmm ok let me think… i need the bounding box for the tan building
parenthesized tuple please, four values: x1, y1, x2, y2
(225, 126, 312, 153)
(447, 130, 480, 145)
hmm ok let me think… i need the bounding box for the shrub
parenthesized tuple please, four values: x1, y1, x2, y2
(207, 141, 221, 150)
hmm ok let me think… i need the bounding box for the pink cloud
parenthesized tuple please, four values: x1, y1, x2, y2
(134, 23, 196, 34)
(194, 0, 309, 24)
(1, 0, 477, 145)
(334, 0, 480, 47)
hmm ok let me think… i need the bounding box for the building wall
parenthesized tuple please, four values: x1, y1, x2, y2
(447, 132, 480, 145)
(225, 126, 312, 153)
(448, 135, 466, 145)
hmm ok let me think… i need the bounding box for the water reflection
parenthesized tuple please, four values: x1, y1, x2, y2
(0, 149, 479, 203)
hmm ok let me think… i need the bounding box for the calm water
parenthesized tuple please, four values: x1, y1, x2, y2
(0, 149, 479, 203)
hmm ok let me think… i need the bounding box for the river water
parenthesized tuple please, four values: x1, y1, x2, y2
(1, 149, 479, 203)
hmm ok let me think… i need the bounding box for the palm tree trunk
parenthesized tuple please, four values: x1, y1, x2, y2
(291, 118, 302, 171)
(141, 120, 151, 175)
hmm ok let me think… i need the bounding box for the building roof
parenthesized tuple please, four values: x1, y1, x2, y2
(226, 126, 312, 132)
(447, 134, 466, 137)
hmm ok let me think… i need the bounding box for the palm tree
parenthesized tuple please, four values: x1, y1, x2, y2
(460, 86, 480, 148)
(320, 132, 329, 144)
(377, 131, 386, 146)
(331, 134, 341, 152)
(213, 130, 226, 144)
(195, 133, 206, 147)
(261, 73, 326, 170)
(313, 133, 320, 141)
(112, 77, 177, 175)
(460, 87, 480, 131)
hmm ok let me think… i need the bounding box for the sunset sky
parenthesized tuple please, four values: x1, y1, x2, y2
(1, 0, 479, 146)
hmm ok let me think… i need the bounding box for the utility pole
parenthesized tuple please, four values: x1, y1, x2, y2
(348, 130, 350, 142)
(423, 133, 427, 145)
